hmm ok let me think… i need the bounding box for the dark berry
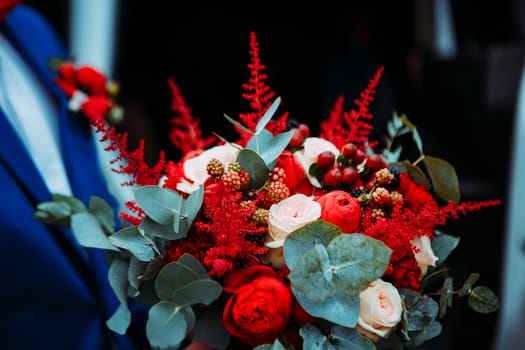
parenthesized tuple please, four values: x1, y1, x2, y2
(317, 151, 336, 170)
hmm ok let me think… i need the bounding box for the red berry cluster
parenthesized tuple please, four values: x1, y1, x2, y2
(314, 142, 387, 191)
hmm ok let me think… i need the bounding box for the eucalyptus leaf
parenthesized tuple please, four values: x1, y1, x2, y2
(422, 156, 460, 203)
(409, 320, 442, 346)
(52, 193, 87, 213)
(400, 115, 423, 153)
(71, 212, 120, 251)
(236, 148, 270, 189)
(458, 273, 480, 298)
(139, 216, 185, 240)
(399, 289, 439, 332)
(299, 324, 375, 350)
(193, 297, 231, 350)
(106, 259, 131, 334)
(290, 234, 391, 327)
(223, 113, 253, 134)
(109, 226, 157, 262)
(181, 184, 204, 225)
(284, 220, 342, 270)
(146, 301, 187, 350)
(177, 254, 209, 279)
(128, 256, 148, 291)
(438, 277, 454, 319)
(255, 97, 281, 134)
(88, 195, 115, 234)
(34, 201, 73, 226)
(134, 186, 182, 225)
(430, 231, 460, 265)
(391, 160, 431, 190)
(155, 262, 200, 301)
(253, 340, 286, 350)
(172, 279, 222, 307)
(468, 286, 499, 313)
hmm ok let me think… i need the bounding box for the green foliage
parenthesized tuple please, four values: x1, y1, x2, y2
(458, 273, 480, 297)
(146, 255, 222, 350)
(254, 340, 287, 350)
(289, 232, 391, 328)
(135, 185, 203, 240)
(33, 194, 87, 226)
(438, 277, 454, 319)
(399, 289, 441, 345)
(299, 324, 375, 350)
(237, 148, 271, 190)
(109, 226, 158, 262)
(430, 231, 460, 266)
(106, 259, 132, 334)
(422, 156, 460, 203)
(468, 286, 499, 314)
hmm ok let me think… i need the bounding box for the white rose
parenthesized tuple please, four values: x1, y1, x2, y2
(411, 235, 438, 276)
(176, 143, 240, 194)
(293, 137, 340, 188)
(357, 279, 403, 342)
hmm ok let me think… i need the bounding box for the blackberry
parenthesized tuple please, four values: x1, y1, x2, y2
(350, 186, 368, 198)
(387, 166, 401, 188)
(244, 232, 266, 244)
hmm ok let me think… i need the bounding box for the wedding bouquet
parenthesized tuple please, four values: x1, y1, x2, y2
(35, 31, 501, 350)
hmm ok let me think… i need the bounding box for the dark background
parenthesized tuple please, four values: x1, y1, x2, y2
(27, 1, 525, 349)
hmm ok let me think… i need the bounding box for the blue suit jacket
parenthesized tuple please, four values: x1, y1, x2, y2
(0, 5, 147, 350)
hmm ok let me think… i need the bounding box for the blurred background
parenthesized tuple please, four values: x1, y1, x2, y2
(26, 0, 525, 349)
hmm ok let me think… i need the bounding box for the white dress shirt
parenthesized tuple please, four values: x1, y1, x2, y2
(0, 31, 73, 196)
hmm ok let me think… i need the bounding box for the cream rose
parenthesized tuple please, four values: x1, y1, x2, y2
(357, 279, 403, 342)
(293, 137, 340, 188)
(411, 235, 438, 276)
(176, 143, 240, 194)
(264, 194, 321, 268)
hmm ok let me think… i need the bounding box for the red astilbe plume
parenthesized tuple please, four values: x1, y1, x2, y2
(167, 182, 267, 278)
(319, 66, 384, 150)
(83, 109, 167, 223)
(237, 31, 289, 146)
(167, 77, 217, 154)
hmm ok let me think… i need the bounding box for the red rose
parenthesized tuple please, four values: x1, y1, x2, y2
(75, 66, 107, 95)
(316, 190, 361, 233)
(223, 265, 277, 293)
(222, 267, 292, 347)
(55, 62, 77, 97)
(275, 150, 307, 193)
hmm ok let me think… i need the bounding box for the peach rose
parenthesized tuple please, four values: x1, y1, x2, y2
(411, 235, 438, 276)
(293, 137, 340, 188)
(264, 194, 321, 268)
(357, 279, 403, 342)
(316, 190, 361, 233)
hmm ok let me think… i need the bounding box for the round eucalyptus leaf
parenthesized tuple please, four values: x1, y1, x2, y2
(327, 234, 392, 293)
(172, 279, 222, 307)
(458, 273, 480, 298)
(431, 231, 460, 265)
(146, 301, 187, 350)
(284, 220, 341, 269)
(236, 148, 270, 190)
(109, 226, 157, 262)
(422, 156, 460, 203)
(468, 285, 499, 314)
(71, 212, 119, 251)
(134, 186, 182, 225)
(155, 262, 200, 301)
(177, 254, 209, 279)
(52, 193, 87, 213)
(89, 195, 115, 233)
